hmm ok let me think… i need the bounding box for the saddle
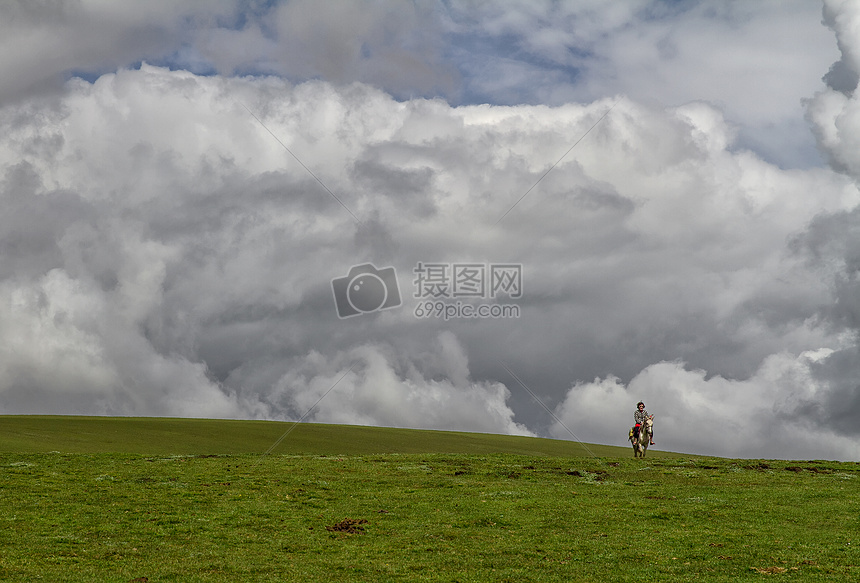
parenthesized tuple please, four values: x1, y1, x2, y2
(630, 424, 642, 441)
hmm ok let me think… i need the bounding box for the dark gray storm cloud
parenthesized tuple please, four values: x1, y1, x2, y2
(0, 1, 236, 104)
(779, 0, 860, 448)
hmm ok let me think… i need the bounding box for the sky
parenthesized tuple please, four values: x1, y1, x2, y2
(1, 0, 859, 460)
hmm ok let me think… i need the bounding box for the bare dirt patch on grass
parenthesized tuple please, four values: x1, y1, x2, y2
(326, 518, 369, 534)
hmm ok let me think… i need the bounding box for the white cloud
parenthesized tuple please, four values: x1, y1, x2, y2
(807, 0, 860, 179)
(0, 268, 246, 418)
(448, 0, 837, 167)
(551, 350, 860, 461)
(272, 333, 532, 436)
(0, 68, 853, 427)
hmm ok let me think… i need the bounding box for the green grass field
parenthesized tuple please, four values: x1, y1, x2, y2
(1, 416, 858, 582)
(0, 415, 659, 457)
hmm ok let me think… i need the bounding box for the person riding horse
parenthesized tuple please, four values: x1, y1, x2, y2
(633, 401, 655, 445)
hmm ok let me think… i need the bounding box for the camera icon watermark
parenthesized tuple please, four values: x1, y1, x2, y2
(331, 263, 402, 318)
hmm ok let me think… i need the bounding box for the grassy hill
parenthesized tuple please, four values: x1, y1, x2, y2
(0, 414, 680, 458)
(1, 416, 859, 581)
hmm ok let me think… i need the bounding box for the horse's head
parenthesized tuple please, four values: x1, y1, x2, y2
(644, 415, 654, 430)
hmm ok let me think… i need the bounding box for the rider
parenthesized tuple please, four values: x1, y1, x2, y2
(633, 401, 655, 445)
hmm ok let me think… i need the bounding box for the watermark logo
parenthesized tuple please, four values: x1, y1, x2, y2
(332, 262, 522, 320)
(412, 262, 522, 320)
(331, 263, 402, 318)
(413, 263, 522, 299)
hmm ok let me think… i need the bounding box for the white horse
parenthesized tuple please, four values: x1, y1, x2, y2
(629, 415, 654, 458)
